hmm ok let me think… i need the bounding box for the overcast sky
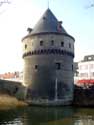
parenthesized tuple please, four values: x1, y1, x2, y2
(0, 0, 94, 73)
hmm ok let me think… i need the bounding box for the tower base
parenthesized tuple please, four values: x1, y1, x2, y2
(25, 99, 73, 106)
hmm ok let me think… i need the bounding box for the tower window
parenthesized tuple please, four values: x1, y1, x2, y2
(40, 40, 44, 46)
(25, 44, 27, 49)
(61, 41, 64, 47)
(56, 62, 61, 70)
(43, 16, 46, 20)
(72, 64, 73, 71)
(35, 65, 38, 70)
(51, 40, 54, 46)
(69, 43, 71, 48)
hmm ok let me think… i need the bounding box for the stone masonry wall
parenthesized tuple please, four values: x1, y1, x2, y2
(0, 79, 25, 100)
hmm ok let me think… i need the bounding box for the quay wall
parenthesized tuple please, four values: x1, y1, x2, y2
(0, 79, 25, 100)
(0, 79, 94, 106)
(73, 85, 94, 106)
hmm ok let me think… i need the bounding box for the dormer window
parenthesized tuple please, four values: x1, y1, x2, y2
(40, 40, 44, 46)
(57, 21, 62, 32)
(27, 28, 32, 33)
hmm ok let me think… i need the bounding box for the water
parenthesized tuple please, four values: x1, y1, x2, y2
(0, 106, 94, 125)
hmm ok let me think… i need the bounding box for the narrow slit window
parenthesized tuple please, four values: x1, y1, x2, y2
(69, 43, 71, 48)
(72, 64, 73, 71)
(25, 44, 27, 49)
(40, 40, 44, 46)
(56, 62, 61, 70)
(35, 65, 38, 70)
(51, 40, 54, 46)
(61, 41, 64, 47)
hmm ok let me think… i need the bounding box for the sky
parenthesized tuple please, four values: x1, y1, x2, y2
(0, 0, 94, 73)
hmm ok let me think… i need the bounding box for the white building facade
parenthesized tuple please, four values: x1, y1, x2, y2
(78, 55, 94, 86)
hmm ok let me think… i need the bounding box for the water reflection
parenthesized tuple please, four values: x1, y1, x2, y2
(0, 106, 94, 125)
(73, 108, 94, 125)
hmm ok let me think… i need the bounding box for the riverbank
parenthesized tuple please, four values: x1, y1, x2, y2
(1, 79, 94, 107)
(73, 85, 94, 107)
(0, 94, 27, 110)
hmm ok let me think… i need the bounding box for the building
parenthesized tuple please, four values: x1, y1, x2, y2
(74, 62, 79, 77)
(22, 8, 75, 105)
(74, 62, 79, 84)
(77, 55, 94, 87)
(0, 71, 23, 82)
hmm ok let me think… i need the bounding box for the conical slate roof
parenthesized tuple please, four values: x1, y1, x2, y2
(23, 8, 75, 41)
(30, 8, 68, 35)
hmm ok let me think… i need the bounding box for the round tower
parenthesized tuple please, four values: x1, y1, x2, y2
(22, 9, 75, 105)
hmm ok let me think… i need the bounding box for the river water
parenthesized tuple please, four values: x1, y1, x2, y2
(0, 106, 94, 125)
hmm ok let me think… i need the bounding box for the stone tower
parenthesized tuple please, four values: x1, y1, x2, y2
(22, 9, 75, 105)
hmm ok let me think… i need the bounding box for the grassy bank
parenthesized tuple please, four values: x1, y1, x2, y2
(0, 94, 28, 110)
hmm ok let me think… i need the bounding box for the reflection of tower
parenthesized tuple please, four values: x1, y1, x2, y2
(22, 8, 75, 106)
(55, 78, 58, 101)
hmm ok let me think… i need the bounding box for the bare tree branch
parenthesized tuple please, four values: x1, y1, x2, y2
(0, 0, 10, 6)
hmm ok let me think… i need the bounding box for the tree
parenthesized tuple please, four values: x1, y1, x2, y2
(0, 0, 10, 6)
(0, 0, 11, 14)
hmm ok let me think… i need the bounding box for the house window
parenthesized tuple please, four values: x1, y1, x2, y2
(61, 41, 64, 47)
(92, 72, 94, 77)
(90, 64, 94, 69)
(51, 40, 54, 46)
(56, 62, 61, 70)
(40, 40, 44, 46)
(69, 43, 71, 48)
(25, 44, 27, 49)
